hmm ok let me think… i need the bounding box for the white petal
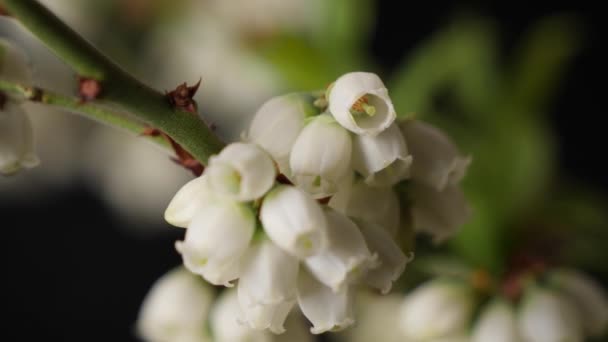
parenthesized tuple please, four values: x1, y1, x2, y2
(164, 175, 215, 228)
(0, 102, 39, 175)
(352, 123, 412, 186)
(471, 299, 522, 342)
(260, 185, 328, 259)
(211, 290, 273, 342)
(289, 114, 352, 198)
(328, 72, 396, 136)
(297, 268, 355, 334)
(304, 208, 377, 292)
(400, 119, 471, 191)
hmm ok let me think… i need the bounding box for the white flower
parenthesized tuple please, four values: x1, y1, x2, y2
(410, 182, 471, 244)
(328, 72, 396, 136)
(0, 102, 39, 175)
(471, 299, 522, 342)
(518, 288, 584, 342)
(164, 175, 216, 228)
(357, 221, 411, 294)
(260, 185, 328, 259)
(352, 123, 412, 186)
(304, 208, 377, 292)
(0, 38, 31, 84)
(343, 292, 406, 342)
(211, 290, 272, 342)
(137, 268, 214, 342)
(175, 199, 255, 286)
(400, 119, 471, 191)
(289, 114, 352, 198)
(297, 268, 355, 334)
(247, 93, 317, 165)
(207, 142, 276, 202)
(238, 239, 299, 334)
(549, 268, 608, 337)
(399, 280, 475, 340)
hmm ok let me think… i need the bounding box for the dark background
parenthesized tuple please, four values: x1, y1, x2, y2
(1, 1, 602, 340)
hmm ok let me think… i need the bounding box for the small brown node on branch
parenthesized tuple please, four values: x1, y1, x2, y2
(0, 6, 10, 17)
(141, 126, 204, 177)
(78, 77, 102, 101)
(166, 79, 201, 114)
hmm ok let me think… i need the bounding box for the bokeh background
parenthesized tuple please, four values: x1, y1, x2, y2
(0, 0, 603, 341)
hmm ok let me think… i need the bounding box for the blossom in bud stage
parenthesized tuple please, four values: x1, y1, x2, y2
(352, 123, 412, 186)
(518, 288, 584, 342)
(164, 175, 217, 228)
(175, 199, 255, 286)
(137, 268, 214, 342)
(399, 280, 475, 340)
(0, 38, 31, 84)
(207, 142, 276, 201)
(471, 299, 522, 342)
(327, 72, 396, 136)
(304, 208, 378, 292)
(297, 268, 355, 334)
(289, 114, 352, 198)
(1, 102, 39, 175)
(549, 268, 608, 337)
(410, 182, 471, 243)
(211, 290, 272, 342)
(356, 221, 411, 294)
(400, 119, 471, 191)
(238, 239, 299, 334)
(260, 185, 328, 259)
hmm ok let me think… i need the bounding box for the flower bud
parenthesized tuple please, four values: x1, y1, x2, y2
(471, 299, 522, 342)
(260, 185, 328, 259)
(352, 123, 412, 186)
(549, 268, 608, 337)
(207, 142, 276, 202)
(137, 268, 214, 342)
(297, 268, 355, 334)
(328, 72, 396, 136)
(289, 114, 352, 198)
(400, 120, 471, 191)
(399, 280, 474, 340)
(211, 290, 272, 342)
(175, 199, 255, 286)
(518, 288, 584, 342)
(1, 102, 39, 175)
(304, 208, 378, 292)
(0, 39, 31, 85)
(238, 239, 299, 334)
(164, 175, 216, 228)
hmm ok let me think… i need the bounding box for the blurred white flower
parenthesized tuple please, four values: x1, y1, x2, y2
(399, 280, 475, 340)
(518, 288, 584, 342)
(289, 114, 352, 198)
(549, 268, 608, 337)
(211, 290, 272, 342)
(352, 123, 412, 186)
(260, 185, 328, 259)
(137, 268, 214, 342)
(340, 291, 405, 342)
(304, 208, 377, 292)
(297, 268, 355, 334)
(328, 72, 396, 136)
(471, 299, 522, 342)
(238, 239, 299, 334)
(400, 119, 471, 191)
(0, 102, 39, 175)
(176, 200, 255, 286)
(207, 142, 276, 201)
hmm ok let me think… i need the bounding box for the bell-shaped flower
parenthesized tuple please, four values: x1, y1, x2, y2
(327, 72, 396, 136)
(247, 93, 318, 167)
(211, 290, 272, 342)
(400, 119, 471, 191)
(471, 299, 522, 342)
(260, 185, 328, 259)
(164, 175, 216, 228)
(297, 268, 355, 334)
(352, 123, 412, 186)
(399, 280, 475, 340)
(289, 114, 352, 198)
(207, 142, 276, 202)
(304, 208, 377, 292)
(410, 182, 471, 243)
(518, 287, 584, 342)
(137, 268, 214, 342)
(356, 221, 411, 294)
(549, 268, 608, 337)
(237, 238, 299, 334)
(1, 38, 31, 85)
(1, 102, 39, 175)
(175, 199, 255, 286)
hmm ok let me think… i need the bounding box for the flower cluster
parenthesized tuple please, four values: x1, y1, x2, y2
(164, 71, 471, 335)
(0, 39, 39, 175)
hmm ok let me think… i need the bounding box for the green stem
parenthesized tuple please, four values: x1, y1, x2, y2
(0, 0, 224, 164)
